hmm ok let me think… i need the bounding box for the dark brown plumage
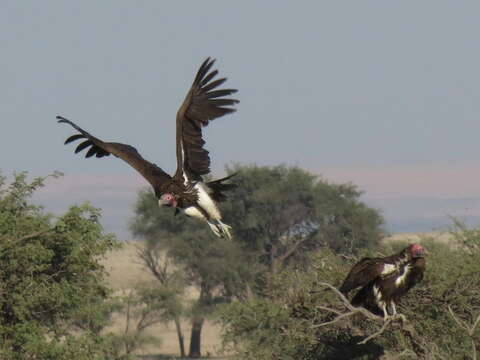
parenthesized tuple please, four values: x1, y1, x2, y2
(340, 244, 426, 318)
(58, 58, 238, 239)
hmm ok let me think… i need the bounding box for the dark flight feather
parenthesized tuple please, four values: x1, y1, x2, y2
(65, 134, 85, 144)
(75, 140, 93, 154)
(174, 58, 239, 182)
(57, 116, 172, 196)
(85, 146, 98, 158)
(206, 173, 238, 202)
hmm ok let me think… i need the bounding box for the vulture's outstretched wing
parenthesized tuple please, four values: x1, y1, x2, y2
(174, 58, 238, 183)
(57, 116, 172, 197)
(339, 257, 397, 295)
(206, 173, 238, 202)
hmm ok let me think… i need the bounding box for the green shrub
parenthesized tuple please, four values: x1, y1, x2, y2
(0, 172, 120, 359)
(220, 235, 480, 359)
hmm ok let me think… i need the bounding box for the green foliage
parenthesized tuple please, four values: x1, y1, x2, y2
(0, 172, 120, 359)
(131, 178, 250, 357)
(220, 231, 480, 359)
(218, 163, 385, 302)
(131, 191, 250, 302)
(225, 164, 384, 261)
(130, 163, 385, 357)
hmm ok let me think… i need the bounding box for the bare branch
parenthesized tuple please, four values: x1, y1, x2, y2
(380, 349, 417, 360)
(448, 306, 468, 332)
(315, 282, 383, 321)
(315, 305, 343, 316)
(471, 313, 480, 336)
(358, 317, 393, 345)
(278, 235, 310, 263)
(447, 306, 479, 360)
(312, 281, 406, 345)
(3, 229, 53, 244)
(311, 308, 363, 328)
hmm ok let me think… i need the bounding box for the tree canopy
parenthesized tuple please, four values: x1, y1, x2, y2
(223, 164, 385, 274)
(0, 172, 119, 360)
(220, 225, 480, 359)
(130, 163, 385, 357)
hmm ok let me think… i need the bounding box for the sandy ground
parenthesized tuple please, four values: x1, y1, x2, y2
(101, 241, 226, 358)
(384, 231, 453, 245)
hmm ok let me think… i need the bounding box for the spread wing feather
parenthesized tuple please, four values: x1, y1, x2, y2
(206, 173, 238, 202)
(175, 58, 239, 182)
(57, 116, 172, 197)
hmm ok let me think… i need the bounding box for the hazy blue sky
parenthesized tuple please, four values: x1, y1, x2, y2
(2, 1, 480, 238)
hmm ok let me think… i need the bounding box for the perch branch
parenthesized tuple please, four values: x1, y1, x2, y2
(312, 282, 405, 344)
(315, 282, 384, 321)
(358, 317, 393, 345)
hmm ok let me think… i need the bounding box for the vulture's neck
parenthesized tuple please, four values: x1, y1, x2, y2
(388, 251, 411, 268)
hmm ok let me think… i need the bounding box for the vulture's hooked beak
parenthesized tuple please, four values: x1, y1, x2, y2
(159, 195, 178, 208)
(415, 248, 427, 258)
(158, 198, 170, 207)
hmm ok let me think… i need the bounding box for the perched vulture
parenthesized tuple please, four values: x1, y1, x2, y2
(58, 58, 238, 239)
(339, 244, 426, 318)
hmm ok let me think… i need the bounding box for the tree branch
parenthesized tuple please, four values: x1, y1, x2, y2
(357, 317, 393, 345)
(448, 306, 480, 360)
(2, 229, 53, 244)
(275, 234, 312, 269)
(311, 282, 406, 345)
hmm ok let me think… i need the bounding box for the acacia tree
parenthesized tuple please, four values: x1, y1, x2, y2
(130, 188, 249, 358)
(136, 244, 187, 357)
(223, 164, 384, 276)
(0, 172, 119, 359)
(130, 164, 384, 357)
(116, 281, 184, 357)
(221, 234, 480, 360)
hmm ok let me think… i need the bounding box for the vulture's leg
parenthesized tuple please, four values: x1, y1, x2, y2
(381, 303, 389, 319)
(390, 302, 407, 322)
(207, 220, 232, 240)
(390, 301, 397, 316)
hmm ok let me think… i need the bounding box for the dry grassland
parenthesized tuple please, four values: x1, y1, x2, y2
(384, 231, 453, 245)
(101, 241, 226, 359)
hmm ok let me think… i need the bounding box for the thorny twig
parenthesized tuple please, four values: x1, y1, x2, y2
(448, 306, 480, 360)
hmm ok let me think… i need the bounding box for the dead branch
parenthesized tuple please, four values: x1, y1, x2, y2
(380, 349, 417, 360)
(315, 305, 343, 316)
(311, 282, 407, 345)
(0, 229, 53, 244)
(447, 306, 479, 360)
(311, 308, 363, 328)
(358, 317, 393, 345)
(315, 282, 384, 321)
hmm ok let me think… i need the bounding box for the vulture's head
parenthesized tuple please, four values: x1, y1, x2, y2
(159, 193, 178, 208)
(408, 243, 426, 259)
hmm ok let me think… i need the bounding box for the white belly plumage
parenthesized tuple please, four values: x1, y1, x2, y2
(395, 264, 412, 286)
(158, 182, 231, 239)
(183, 183, 221, 221)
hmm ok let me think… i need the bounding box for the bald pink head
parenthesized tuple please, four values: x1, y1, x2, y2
(159, 193, 178, 208)
(409, 243, 426, 258)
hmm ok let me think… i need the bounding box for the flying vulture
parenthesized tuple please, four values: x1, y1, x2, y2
(339, 243, 426, 319)
(57, 58, 238, 239)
